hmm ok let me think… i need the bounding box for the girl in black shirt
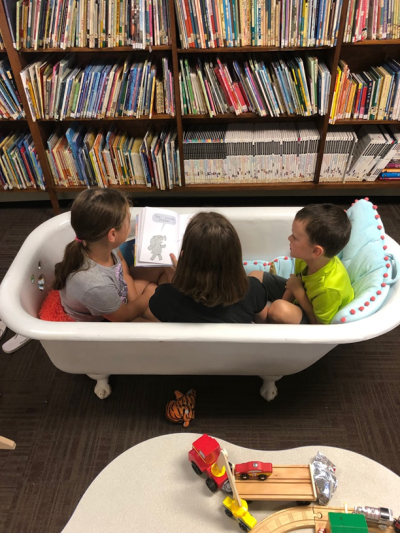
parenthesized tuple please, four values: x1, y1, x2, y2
(149, 212, 268, 323)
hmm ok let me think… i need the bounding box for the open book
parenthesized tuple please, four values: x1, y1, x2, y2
(134, 207, 194, 266)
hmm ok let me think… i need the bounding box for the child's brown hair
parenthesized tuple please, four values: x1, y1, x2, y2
(295, 203, 351, 257)
(53, 189, 130, 290)
(173, 212, 249, 307)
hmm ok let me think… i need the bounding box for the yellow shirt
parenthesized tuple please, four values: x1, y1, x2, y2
(295, 257, 354, 324)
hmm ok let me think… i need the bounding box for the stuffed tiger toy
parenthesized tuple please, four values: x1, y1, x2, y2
(165, 389, 196, 427)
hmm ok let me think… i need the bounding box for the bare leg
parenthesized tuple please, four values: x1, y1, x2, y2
(259, 375, 283, 401)
(130, 266, 166, 294)
(268, 300, 304, 324)
(87, 374, 111, 399)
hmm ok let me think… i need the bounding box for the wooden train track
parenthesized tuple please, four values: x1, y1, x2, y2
(252, 506, 397, 533)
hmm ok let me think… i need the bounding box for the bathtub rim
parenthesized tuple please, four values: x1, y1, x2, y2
(1, 209, 400, 346)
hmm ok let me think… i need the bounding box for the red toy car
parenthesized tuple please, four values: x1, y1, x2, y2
(234, 461, 273, 481)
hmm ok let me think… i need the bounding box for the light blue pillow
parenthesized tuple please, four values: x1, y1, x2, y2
(243, 256, 295, 279)
(331, 198, 400, 324)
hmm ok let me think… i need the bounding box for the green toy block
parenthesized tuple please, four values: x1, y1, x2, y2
(329, 513, 368, 533)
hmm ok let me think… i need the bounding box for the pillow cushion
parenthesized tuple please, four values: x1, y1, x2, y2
(39, 290, 75, 322)
(331, 198, 399, 324)
(243, 256, 295, 279)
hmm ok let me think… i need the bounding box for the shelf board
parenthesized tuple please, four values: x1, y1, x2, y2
(0, 118, 27, 121)
(332, 119, 400, 125)
(0, 187, 46, 193)
(38, 114, 174, 122)
(341, 39, 400, 46)
(18, 45, 172, 53)
(177, 45, 333, 53)
(49, 180, 400, 194)
(182, 113, 322, 121)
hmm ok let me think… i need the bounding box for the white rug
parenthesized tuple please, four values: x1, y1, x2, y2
(62, 433, 400, 533)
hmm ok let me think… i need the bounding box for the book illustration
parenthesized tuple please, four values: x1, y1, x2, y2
(148, 235, 166, 261)
(135, 207, 193, 267)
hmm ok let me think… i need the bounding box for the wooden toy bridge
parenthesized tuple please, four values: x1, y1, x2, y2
(236, 465, 317, 502)
(252, 506, 397, 533)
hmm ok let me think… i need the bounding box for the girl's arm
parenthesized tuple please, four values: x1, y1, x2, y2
(117, 250, 139, 301)
(103, 283, 156, 322)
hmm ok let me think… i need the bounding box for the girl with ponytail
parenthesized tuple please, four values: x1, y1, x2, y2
(54, 188, 156, 322)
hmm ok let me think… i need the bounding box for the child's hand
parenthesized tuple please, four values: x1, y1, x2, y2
(285, 274, 304, 298)
(164, 253, 178, 284)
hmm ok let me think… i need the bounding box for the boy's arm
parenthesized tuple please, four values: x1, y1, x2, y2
(282, 289, 295, 303)
(285, 274, 320, 324)
(118, 250, 138, 302)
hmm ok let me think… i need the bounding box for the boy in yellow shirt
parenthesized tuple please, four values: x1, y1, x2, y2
(250, 204, 354, 324)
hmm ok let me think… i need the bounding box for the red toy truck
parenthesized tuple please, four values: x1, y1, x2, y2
(188, 434, 231, 492)
(234, 461, 273, 481)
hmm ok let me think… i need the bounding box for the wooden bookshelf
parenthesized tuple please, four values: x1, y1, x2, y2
(0, 0, 400, 214)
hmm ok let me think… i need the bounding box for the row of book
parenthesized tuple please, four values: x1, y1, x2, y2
(10, 0, 171, 50)
(47, 125, 181, 189)
(344, 0, 400, 42)
(321, 124, 400, 181)
(21, 54, 175, 121)
(180, 54, 330, 117)
(0, 129, 45, 190)
(183, 123, 320, 183)
(329, 58, 400, 123)
(379, 157, 400, 178)
(174, 0, 344, 49)
(0, 59, 25, 120)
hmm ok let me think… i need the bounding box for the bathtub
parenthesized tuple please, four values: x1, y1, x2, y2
(1, 206, 400, 402)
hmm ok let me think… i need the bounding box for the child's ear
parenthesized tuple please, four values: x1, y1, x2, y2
(107, 228, 117, 243)
(312, 245, 324, 258)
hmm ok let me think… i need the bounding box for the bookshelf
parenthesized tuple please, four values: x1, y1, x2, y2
(0, 0, 400, 214)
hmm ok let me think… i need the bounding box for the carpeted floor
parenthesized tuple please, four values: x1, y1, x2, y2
(0, 197, 399, 533)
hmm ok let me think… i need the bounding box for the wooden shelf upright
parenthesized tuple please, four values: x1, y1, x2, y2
(0, 0, 400, 214)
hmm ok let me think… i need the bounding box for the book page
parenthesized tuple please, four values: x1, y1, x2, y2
(136, 207, 180, 265)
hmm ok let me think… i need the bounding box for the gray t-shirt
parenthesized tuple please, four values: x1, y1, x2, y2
(60, 250, 128, 322)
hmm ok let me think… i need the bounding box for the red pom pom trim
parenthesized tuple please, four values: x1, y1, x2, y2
(370, 296, 376, 301)
(341, 317, 346, 323)
(377, 290, 382, 295)
(350, 309, 356, 315)
(244, 262, 248, 265)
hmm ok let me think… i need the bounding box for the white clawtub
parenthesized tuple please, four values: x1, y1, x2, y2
(1, 206, 399, 401)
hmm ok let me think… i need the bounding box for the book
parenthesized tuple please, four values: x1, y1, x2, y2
(134, 206, 194, 266)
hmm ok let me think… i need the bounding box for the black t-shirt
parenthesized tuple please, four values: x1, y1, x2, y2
(149, 277, 267, 323)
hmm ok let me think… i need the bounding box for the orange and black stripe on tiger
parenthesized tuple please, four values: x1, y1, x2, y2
(165, 389, 196, 427)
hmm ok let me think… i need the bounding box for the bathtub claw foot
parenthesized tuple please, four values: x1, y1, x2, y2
(259, 375, 283, 402)
(87, 374, 111, 399)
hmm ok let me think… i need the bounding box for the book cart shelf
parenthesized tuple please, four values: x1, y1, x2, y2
(0, 0, 400, 215)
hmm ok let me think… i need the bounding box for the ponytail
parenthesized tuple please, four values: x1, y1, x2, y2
(53, 240, 89, 290)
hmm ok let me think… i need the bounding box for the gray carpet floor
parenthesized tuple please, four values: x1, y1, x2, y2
(0, 197, 399, 533)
